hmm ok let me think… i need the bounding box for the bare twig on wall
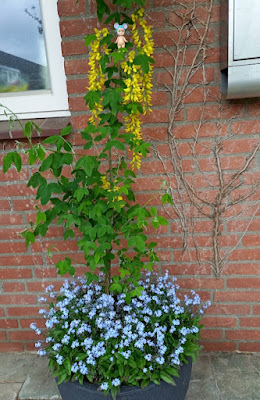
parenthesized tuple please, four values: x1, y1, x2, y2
(154, 0, 260, 276)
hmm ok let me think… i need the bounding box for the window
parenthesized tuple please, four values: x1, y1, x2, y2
(0, 0, 69, 121)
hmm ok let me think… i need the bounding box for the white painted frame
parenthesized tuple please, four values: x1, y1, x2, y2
(0, 0, 70, 121)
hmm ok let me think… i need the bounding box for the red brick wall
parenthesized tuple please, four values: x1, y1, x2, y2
(0, 0, 259, 352)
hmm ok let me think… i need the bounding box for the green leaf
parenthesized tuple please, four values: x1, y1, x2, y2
(3, 152, 22, 173)
(64, 229, 75, 240)
(160, 372, 175, 385)
(133, 54, 154, 74)
(36, 212, 46, 225)
(39, 154, 53, 172)
(85, 90, 102, 109)
(102, 89, 123, 114)
(61, 126, 72, 136)
(85, 34, 97, 46)
(28, 148, 37, 165)
(64, 359, 71, 375)
(43, 135, 59, 144)
(28, 172, 45, 188)
(162, 193, 173, 205)
(158, 216, 168, 226)
(24, 121, 33, 140)
(150, 206, 157, 216)
(24, 231, 35, 247)
(96, 0, 110, 22)
(13, 153, 22, 172)
(74, 188, 89, 202)
(110, 283, 122, 293)
(128, 236, 136, 248)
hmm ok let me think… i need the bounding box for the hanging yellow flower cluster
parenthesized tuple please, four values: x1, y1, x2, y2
(122, 8, 154, 170)
(101, 176, 123, 203)
(88, 28, 109, 125)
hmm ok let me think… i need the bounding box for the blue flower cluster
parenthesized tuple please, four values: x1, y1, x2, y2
(30, 271, 210, 394)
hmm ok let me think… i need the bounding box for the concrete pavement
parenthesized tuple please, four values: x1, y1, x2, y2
(0, 352, 259, 400)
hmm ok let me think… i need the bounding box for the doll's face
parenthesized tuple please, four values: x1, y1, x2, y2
(117, 28, 125, 36)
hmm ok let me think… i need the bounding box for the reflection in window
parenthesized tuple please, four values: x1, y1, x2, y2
(0, 0, 50, 93)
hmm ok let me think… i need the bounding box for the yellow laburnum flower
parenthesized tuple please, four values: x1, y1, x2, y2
(87, 29, 110, 125)
(122, 11, 154, 170)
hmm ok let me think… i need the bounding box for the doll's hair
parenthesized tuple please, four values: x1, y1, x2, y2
(114, 23, 128, 32)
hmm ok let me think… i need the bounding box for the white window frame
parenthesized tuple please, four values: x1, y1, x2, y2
(0, 0, 70, 121)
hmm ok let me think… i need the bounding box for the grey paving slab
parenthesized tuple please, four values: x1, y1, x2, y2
(0, 353, 36, 383)
(0, 383, 23, 400)
(0, 352, 259, 400)
(186, 353, 260, 400)
(19, 357, 61, 400)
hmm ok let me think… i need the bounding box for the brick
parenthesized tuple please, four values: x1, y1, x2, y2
(253, 305, 260, 314)
(11, 199, 36, 211)
(0, 200, 10, 210)
(0, 256, 42, 267)
(31, 240, 78, 253)
(201, 317, 237, 328)
(248, 102, 260, 117)
(67, 78, 88, 94)
(232, 120, 260, 135)
(3, 282, 25, 292)
(60, 18, 97, 37)
(58, 0, 86, 16)
(65, 59, 89, 75)
(240, 318, 260, 328)
(142, 126, 168, 141)
(4, 184, 35, 197)
(141, 109, 169, 124)
(177, 278, 224, 290)
(7, 307, 40, 317)
(0, 343, 23, 352)
(222, 138, 259, 154)
(206, 305, 250, 316)
(27, 281, 62, 293)
(200, 329, 222, 340)
(0, 242, 27, 254)
(222, 264, 260, 275)
(227, 278, 260, 289)
(0, 295, 36, 305)
(9, 331, 39, 341)
(35, 268, 58, 279)
(19, 319, 45, 329)
(201, 342, 236, 352)
(214, 291, 260, 302)
(239, 343, 260, 352)
(0, 169, 28, 182)
(146, 12, 165, 28)
(162, 264, 211, 276)
(228, 249, 260, 262)
(225, 330, 260, 341)
(0, 319, 18, 329)
(242, 235, 260, 247)
(0, 229, 21, 240)
(227, 219, 260, 232)
(0, 214, 23, 225)
(0, 332, 7, 341)
(0, 268, 32, 279)
(24, 343, 37, 351)
(62, 40, 87, 56)
(69, 96, 87, 111)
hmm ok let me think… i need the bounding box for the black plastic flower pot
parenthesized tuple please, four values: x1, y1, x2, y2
(57, 358, 192, 400)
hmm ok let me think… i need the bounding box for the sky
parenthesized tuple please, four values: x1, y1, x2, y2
(0, 0, 48, 66)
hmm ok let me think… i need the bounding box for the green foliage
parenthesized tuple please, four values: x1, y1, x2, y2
(2, 0, 167, 300)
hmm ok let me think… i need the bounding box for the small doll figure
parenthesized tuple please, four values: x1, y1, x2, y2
(114, 23, 128, 49)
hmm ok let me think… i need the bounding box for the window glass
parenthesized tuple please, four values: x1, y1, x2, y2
(0, 0, 50, 93)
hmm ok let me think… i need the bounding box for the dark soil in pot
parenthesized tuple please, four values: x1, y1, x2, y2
(57, 358, 192, 400)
